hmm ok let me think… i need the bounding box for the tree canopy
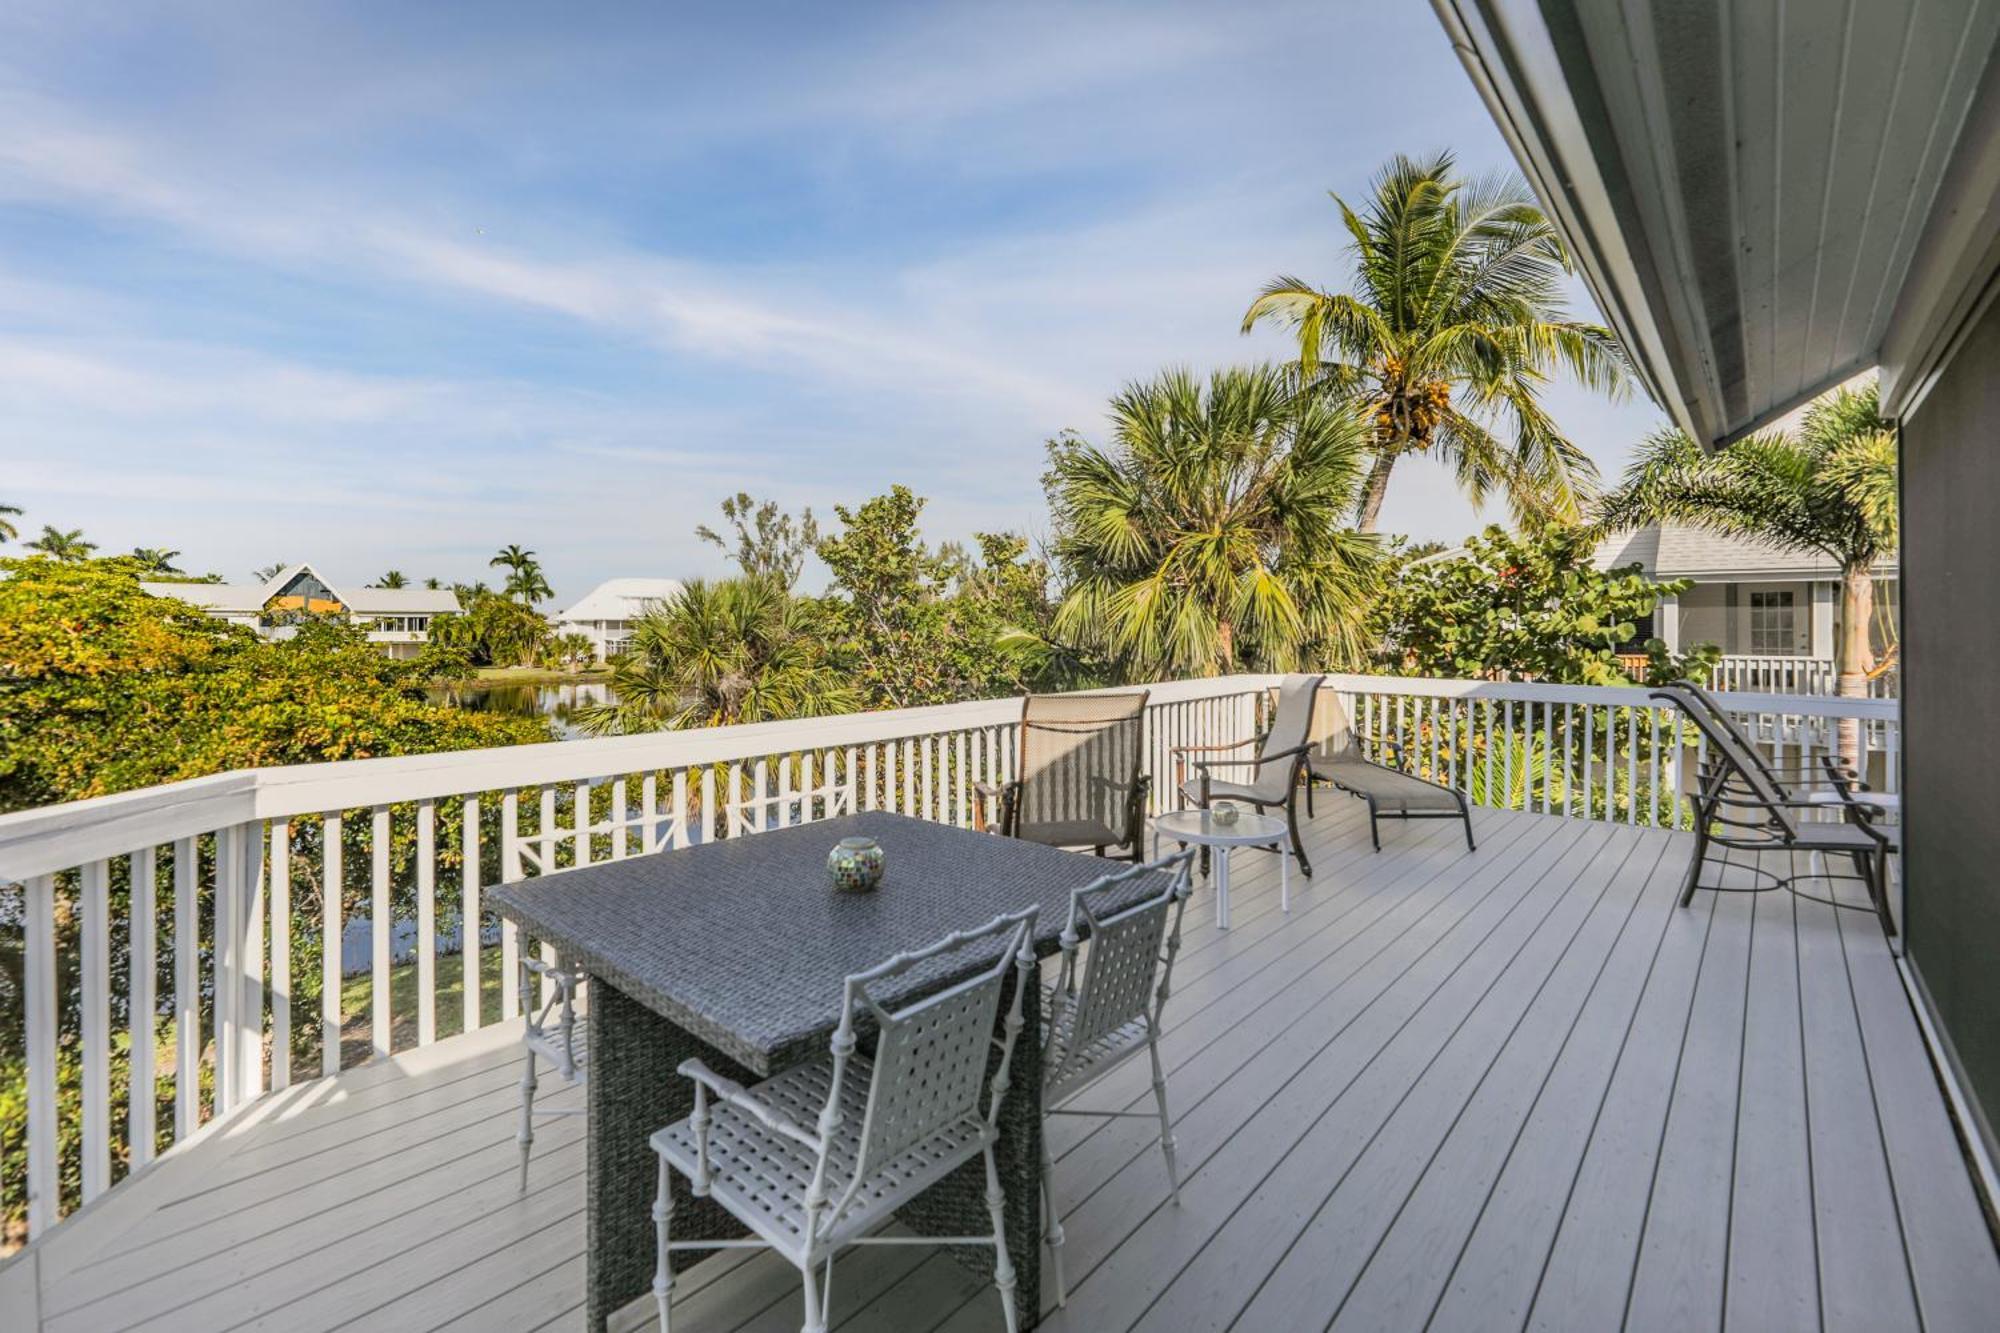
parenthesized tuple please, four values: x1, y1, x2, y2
(1243, 152, 1627, 530)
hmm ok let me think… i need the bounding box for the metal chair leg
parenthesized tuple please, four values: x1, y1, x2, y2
(653, 1156, 675, 1332)
(983, 1145, 1019, 1333)
(1148, 1033, 1180, 1204)
(1041, 1137, 1067, 1306)
(516, 1048, 538, 1194)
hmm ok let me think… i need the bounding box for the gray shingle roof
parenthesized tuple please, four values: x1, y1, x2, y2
(1594, 524, 1897, 579)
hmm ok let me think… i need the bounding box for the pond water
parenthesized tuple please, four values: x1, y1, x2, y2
(427, 679, 620, 738)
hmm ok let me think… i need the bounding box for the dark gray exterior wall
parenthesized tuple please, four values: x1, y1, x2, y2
(1900, 293, 2000, 1158)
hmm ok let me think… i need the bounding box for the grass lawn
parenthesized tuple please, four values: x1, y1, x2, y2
(469, 665, 608, 684)
(337, 946, 508, 1067)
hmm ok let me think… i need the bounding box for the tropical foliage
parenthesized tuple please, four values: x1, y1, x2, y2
(1044, 364, 1380, 678)
(0, 503, 19, 544)
(1596, 380, 1897, 761)
(489, 543, 552, 604)
(430, 586, 553, 668)
(24, 526, 96, 561)
(697, 491, 819, 588)
(816, 487, 1063, 706)
(1369, 524, 1717, 686)
(579, 576, 854, 733)
(1243, 151, 1626, 530)
(374, 569, 408, 589)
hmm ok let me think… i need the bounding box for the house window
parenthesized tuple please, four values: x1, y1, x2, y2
(1748, 590, 1797, 655)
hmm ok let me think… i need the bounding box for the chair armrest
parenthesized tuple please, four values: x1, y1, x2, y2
(1170, 738, 1259, 755)
(1194, 742, 1313, 772)
(677, 1059, 821, 1151)
(972, 780, 1019, 833)
(522, 956, 581, 991)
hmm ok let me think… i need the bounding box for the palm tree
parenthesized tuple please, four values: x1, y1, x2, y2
(490, 544, 535, 578)
(1242, 152, 1628, 531)
(25, 526, 96, 561)
(1597, 381, 1897, 766)
(254, 561, 288, 581)
(505, 566, 553, 605)
(1044, 364, 1381, 678)
(0, 503, 20, 544)
(375, 570, 409, 589)
(423, 576, 443, 590)
(579, 577, 856, 734)
(130, 547, 183, 575)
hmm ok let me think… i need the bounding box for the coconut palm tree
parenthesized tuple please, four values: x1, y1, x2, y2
(1045, 363, 1381, 678)
(254, 561, 288, 582)
(374, 570, 409, 589)
(25, 526, 96, 561)
(0, 503, 20, 544)
(130, 547, 183, 575)
(1242, 151, 1628, 531)
(1597, 381, 1897, 766)
(504, 566, 553, 605)
(579, 577, 856, 733)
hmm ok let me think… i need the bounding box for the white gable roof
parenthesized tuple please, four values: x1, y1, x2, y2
(557, 578, 684, 624)
(142, 562, 457, 615)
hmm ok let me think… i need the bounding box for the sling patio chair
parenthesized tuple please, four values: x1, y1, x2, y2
(1172, 673, 1323, 877)
(974, 689, 1151, 861)
(1302, 688, 1476, 852)
(1664, 678, 1889, 826)
(1651, 683, 1897, 937)
(649, 907, 1039, 1333)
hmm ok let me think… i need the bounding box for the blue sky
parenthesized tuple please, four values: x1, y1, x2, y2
(0, 0, 1664, 605)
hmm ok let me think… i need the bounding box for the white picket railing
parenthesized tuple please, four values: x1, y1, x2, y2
(0, 673, 1898, 1246)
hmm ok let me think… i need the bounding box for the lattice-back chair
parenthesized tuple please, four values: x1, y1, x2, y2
(516, 954, 587, 1192)
(1173, 673, 1324, 875)
(649, 906, 1039, 1333)
(976, 690, 1151, 860)
(1652, 685, 1897, 936)
(1038, 850, 1195, 1306)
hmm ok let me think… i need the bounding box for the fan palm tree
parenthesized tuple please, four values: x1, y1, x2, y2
(578, 577, 856, 734)
(1242, 152, 1628, 531)
(1597, 381, 1897, 766)
(25, 526, 96, 561)
(374, 570, 408, 589)
(1045, 363, 1381, 678)
(130, 547, 183, 575)
(0, 503, 20, 544)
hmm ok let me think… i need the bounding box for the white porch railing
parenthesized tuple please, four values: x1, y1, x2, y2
(1709, 654, 1898, 698)
(0, 674, 1898, 1247)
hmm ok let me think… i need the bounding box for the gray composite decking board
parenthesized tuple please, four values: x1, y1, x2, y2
(1724, 883, 1819, 1332)
(22, 810, 1999, 1333)
(1519, 863, 1724, 1331)
(1834, 865, 2000, 1331)
(1794, 878, 1921, 1331)
(1620, 880, 1758, 1332)
(1174, 821, 1661, 1331)
(1041, 808, 1516, 1174)
(1032, 820, 1621, 1332)
(1421, 821, 1706, 1331)
(1018, 811, 1580, 1319)
(42, 1075, 590, 1325)
(1326, 829, 1685, 1331)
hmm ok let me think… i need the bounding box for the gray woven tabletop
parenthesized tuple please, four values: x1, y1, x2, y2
(490, 810, 1166, 1074)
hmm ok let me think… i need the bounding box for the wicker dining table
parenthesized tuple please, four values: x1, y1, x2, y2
(489, 809, 1166, 1332)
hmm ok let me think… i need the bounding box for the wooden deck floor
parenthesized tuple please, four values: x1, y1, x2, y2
(11, 801, 1998, 1331)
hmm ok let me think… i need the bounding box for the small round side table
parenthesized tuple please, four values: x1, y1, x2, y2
(1151, 807, 1293, 929)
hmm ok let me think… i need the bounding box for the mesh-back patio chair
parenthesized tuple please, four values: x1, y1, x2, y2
(1038, 850, 1196, 1306)
(1302, 689, 1475, 852)
(649, 906, 1039, 1333)
(1652, 684, 1897, 937)
(975, 690, 1151, 860)
(1172, 674, 1323, 876)
(516, 954, 587, 1192)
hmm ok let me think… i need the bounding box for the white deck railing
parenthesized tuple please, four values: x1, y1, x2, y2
(1709, 654, 1898, 698)
(0, 674, 1898, 1247)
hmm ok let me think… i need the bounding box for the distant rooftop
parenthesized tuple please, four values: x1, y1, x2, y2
(1594, 523, 1898, 581)
(556, 576, 685, 624)
(141, 561, 458, 615)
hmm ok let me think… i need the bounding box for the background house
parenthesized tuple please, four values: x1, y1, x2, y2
(141, 562, 458, 659)
(1596, 524, 1899, 692)
(553, 576, 683, 661)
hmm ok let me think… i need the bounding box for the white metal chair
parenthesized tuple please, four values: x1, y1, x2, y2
(649, 906, 1039, 1333)
(516, 955, 587, 1192)
(1037, 850, 1195, 1306)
